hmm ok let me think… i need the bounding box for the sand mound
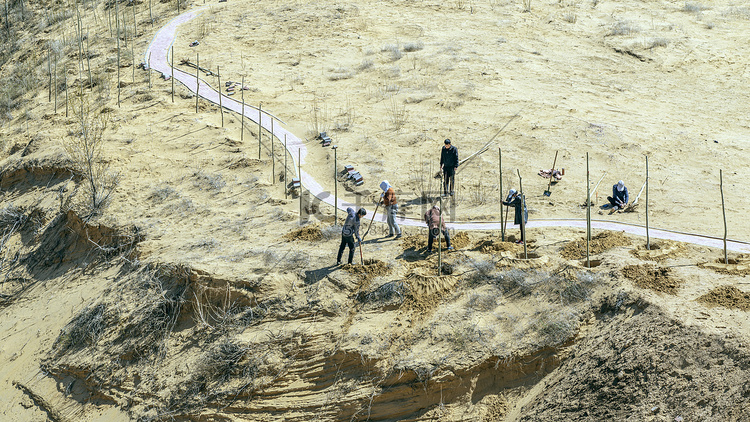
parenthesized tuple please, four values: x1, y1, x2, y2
(473, 237, 520, 254)
(343, 258, 390, 281)
(697, 285, 750, 311)
(560, 231, 630, 260)
(622, 264, 680, 294)
(283, 224, 323, 241)
(400, 232, 471, 251)
(403, 267, 458, 314)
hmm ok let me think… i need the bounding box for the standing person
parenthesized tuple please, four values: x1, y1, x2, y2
(607, 180, 629, 211)
(440, 139, 459, 196)
(380, 180, 402, 238)
(424, 205, 453, 252)
(337, 207, 366, 265)
(502, 189, 527, 244)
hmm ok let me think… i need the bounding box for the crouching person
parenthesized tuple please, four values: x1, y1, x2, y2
(337, 207, 366, 265)
(424, 205, 453, 253)
(380, 180, 402, 238)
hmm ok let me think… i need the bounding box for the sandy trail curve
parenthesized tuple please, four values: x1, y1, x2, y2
(144, 8, 750, 254)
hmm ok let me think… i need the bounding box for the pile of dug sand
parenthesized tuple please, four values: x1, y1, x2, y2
(344, 259, 390, 281)
(473, 237, 520, 254)
(283, 224, 323, 241)
(400, 232, 472, 251)
(560, 231, 631, 259)
(697, 285, 750, 311)
(622, 264, 680, 295)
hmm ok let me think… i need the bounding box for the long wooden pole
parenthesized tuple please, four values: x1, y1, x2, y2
(116, 2, 121, 108)
(517, 169, 527, 259)
(646, 156, 650, 250)
(299, 148, 302, 224)
(720, 169, 727, 264)
(240, 76, 245, 142)
(147, 52, 151, 89)
(285, 134, 289, 200)
(499, 147, 504, 241)
(271, 118, 275, 183)
(195, 53, 199, 113)
(438, 195, 443, 276)
(171, 46, 174, 102)
(87, 31, 92, 88)
(217, 66, 223, 127)
(64, 71, 69, 117)
(54, 56, 58, 112)
(47, 48, 52, 102)
(258, 103, 262, 159)
(333, 145, 337, 221)
(587, 155, 592, 265)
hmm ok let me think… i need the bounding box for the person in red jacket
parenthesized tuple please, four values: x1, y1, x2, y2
(379, 180, 402, 238)
(424, 205, 453, 252)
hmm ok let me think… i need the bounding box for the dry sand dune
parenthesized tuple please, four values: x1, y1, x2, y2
(0, 0, 749, 421)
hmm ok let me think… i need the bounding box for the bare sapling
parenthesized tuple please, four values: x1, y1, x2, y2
(64, 92, 120, 216)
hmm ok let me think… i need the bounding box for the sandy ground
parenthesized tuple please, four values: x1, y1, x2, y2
(0, 0, 749, 420)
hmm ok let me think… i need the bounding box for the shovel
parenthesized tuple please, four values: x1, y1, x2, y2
(361, 202, 380, 241)
(543, 150, 559, 197)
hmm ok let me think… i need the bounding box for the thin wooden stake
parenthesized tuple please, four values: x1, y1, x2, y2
(499, 147, 504, 241)
(47, 48, 52, 102)
(299, 148, 302, 223)
(333, 145, 337, 221)
(586, 156, 592, 266)
(131, 32, 135, 83)
(195, 53, 199, 113)
(65, 71, 69, 117)
(258, 102, 262, 159)
(285, 134, 289, 200)
(132, 0, 137, 36)
(646, 155, 650, 250)
(148, 52, 152, 89)
(149, 0, 152, 25)
(116, 2, 121, 107)
(240, 76, 245, 141)
(517, 169, 527, 259)
(271, 118, 275, 183)
(171, 46, 174, 102)
(438, 194, 443, 276)
(720, 169, 728, 264)
(54, 56, 58, 112)
(217, 66, 223, 126)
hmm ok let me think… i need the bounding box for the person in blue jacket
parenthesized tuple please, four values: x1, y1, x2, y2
(337, 207, 366, 265)
(607, 180, 629, 211)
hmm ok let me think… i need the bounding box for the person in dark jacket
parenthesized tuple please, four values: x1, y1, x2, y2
(424, 205, 453, 252)
(440, 139, 459, 196)
(502, 189, 527, 244)
(607, 180, 629, 211)
(337, 207, 366, 265)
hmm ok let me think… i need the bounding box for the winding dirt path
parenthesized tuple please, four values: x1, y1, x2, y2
(144, 8, 750, 253)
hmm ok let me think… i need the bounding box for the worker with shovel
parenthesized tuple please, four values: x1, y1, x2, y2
(440, 139, 459, 196)
(337, 207, 366, 266)
(379, 180, 402, 239)
(424, 205, 453, 253)
(502, 189, 528, 244)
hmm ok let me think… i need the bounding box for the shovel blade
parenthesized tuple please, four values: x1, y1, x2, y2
(543, 190, 551, 197)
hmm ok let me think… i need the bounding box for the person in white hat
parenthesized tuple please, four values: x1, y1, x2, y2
(607, 180, 629, 211)
(379, 180, 401, 238)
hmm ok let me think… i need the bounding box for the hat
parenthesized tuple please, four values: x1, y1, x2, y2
(433, 205, 440, 211)
(379, 180, 391, 192)
(444, 139, 451, 144)
(617, 180, 625, 191)
(358, 208, 367, 216)
(508, 189, 517, 196)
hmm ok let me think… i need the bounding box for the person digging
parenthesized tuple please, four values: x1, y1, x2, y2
(607, 180, 629, 214)
(440, 138, 459, 196)
(502, 189, 528, 244)
(337, 207, 366, 265)
(379, 180, 402, 239)
(424, 205, 453, 253)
